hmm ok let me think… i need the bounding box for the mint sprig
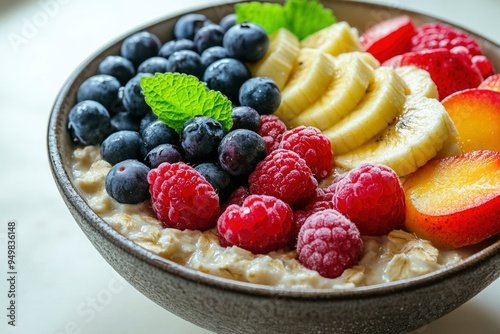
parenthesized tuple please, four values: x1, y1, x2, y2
(235, 0, 336, 40)
(140, 73, 233, 133)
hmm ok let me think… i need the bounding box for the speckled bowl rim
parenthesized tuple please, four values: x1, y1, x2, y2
(48, 0, 500, 301)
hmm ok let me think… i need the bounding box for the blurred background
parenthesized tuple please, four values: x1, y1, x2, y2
(1, 0, 499, 333)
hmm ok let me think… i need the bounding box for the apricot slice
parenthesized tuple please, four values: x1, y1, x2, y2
(441, 89, 500, 153)
(403, 150, 500, 249)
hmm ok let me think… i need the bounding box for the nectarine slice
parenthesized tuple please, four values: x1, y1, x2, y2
(479, 73, 500, 93)
(404, 150, 500, 249)
(442, 89, 500, 153)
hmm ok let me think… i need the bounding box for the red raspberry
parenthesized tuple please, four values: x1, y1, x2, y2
(279, 126, 333, 180)
(148, 162, 220, 230)
(249, 149, 317, 207)
(411, 23, 482, 56)
(333, 163, 405, 236)
(221, 186, 250, 212)
(297, 209, 362, 279)
(258, 115, 287, 153)
(217, 194, 294, 254)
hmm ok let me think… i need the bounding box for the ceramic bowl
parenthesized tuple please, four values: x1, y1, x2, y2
(48, 1, 500, 333)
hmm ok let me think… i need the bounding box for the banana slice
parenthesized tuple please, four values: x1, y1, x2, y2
(395, 66, 439, 99)
(323, 66, 408, 155)
(274, 48, 336, 124)
(290, 52, 375, 129)
(247, 28, 300, 90)
(335, 51, 380, 70)
(334, 94, 457, 176)
(300, 22, 362, 56)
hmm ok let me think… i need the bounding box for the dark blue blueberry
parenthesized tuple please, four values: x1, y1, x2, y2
(203, 58, 251, 104)
(166, 50, 203, 79)
(180, 116, 225, 163)
(122, 73, 152, 118)
(219, 13, 237, 32)
(223, 22, 269, 63)
(111, 112, 141, 132)
(121, 31, 162, 67)
(141, 120, 179, 157)
(200, 46, 229, 70)
(173, 13, 213, 40)
(140, 111, 158, 133)
(194, 162, 234, 203)
(68, 100, 114, 145)
(218, 129, 267, 176)
(76, 74, 121, 112)
(101, 131, 143, 165)
(137, 56, 169, 74)
(98, 55, 136, 85)
(105, 159, 150, 204)
(231, 106, 261, 132)
(239, 77, 281, 115)
(158, 38, 196, 59)
(193, 24, 225, 54)
(145, 143, 183, 168)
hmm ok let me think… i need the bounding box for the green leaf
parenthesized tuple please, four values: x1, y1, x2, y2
(235, 2, 287, 36)
(140, 73, 233, 133)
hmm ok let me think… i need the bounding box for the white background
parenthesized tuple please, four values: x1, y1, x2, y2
(1, 0, 499, 333)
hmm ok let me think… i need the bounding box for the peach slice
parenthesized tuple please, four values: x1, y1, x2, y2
(403, 150, 500, 249)
(441, 89, 500, 152)
(479, 73, 500, 92)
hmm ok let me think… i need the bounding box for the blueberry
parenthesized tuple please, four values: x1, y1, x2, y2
(105, 159, 150, 204)
(194, 162, 234, 203)
(98, 55, 136, 85)
(145, 143, 183, 168)
(166, 50, 203, 79)
(231, 106, 261, 132)
(239, 77, 281, 115)
(122, 73, 152, 117)
(111, 112, 141, 132)
(101, 130, 143, 165)
(158, 38, 197, 59)
(193, 24, 225, 54)
(218, 129, 267, 176)
(203, 58, 251, 104)
(200, 46, 229, 70)
(223, 22, 269, 63)
(173, 13, 213, 40)
(219, 13, 237, 32)
(137, 56, 169, 74)
(121, 31, 162, 67)
(140, 111, 158, 133)
(68, 100, 114, 145)
(141, 120, 179, 157)
(76, 74, 121, 112)
(180, 116, 225, 163)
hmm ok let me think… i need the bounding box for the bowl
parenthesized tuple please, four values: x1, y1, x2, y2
(47, 0, 500, 333)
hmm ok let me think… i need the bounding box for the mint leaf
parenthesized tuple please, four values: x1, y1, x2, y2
(235, 0, 336, 40)
(140, 73, 233, 133)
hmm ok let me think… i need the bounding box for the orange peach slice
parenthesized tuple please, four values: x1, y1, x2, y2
(441, 89, 500, 153)
(479, 73, 500, 93)
(403, 150, 500, 249)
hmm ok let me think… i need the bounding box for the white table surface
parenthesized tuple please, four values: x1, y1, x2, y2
(1, 0, 499, 333)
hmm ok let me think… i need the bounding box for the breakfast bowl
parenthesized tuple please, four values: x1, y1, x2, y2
(48, 0, 500, 333)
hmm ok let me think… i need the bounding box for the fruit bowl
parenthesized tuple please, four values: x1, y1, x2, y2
(48, 0, 500, 333)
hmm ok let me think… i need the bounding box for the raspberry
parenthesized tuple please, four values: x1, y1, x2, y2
(411, 23, 482, 56)
(258, 115, 287, 153)
(471, 55, 494, 78)
(333, 163, 405, 236)
(221, 186, 250, 212)
(249, 149, 317, 207)
(279, 126, 333, 180)
(148, 162, 220, 230)
(296, 209, 362, 279)
(217, 194, 294, 254)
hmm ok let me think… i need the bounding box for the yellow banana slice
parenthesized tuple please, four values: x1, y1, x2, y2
(334, 94, 457, 177)
(395, 66, 439, 99)
(274, 48, 336, 124)
(290, 52, 375, 129)
(300, 21, 362, 56)
(323, 66, 407, 155)
(247, 28, 300, 90)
